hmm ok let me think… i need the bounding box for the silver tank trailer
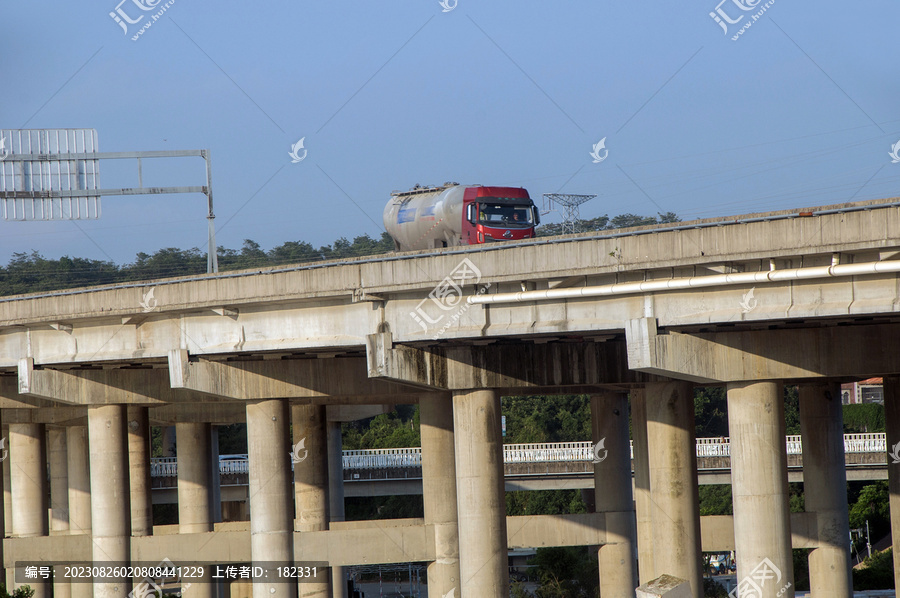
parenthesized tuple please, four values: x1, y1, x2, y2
(383, 184, 467, 251)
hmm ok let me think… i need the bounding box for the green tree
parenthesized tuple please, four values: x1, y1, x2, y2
(853, 548, 894, 590)
(506, 490, 586, 517)
(784, 386, 801, 435)
(528, 547, 598, 598)
(608, 214, 659, 229)
(793, 549, 811, 592)
(345, 495, 423, 521)
(536, 212, 680, 237)
(698, 485, 732, 516)
(123, 247, 206, 280)
(342, 406, 419, 450)
(267, 240, 320, 264)
(694, 387, 728, 438)
(502, 395, 591, 444)
(849, 482, 891, 543)
(340, 405, 422, 522)
(0, 584, 35, 598)
(844, 403, 885, 433)
(218, 424, 248, 454)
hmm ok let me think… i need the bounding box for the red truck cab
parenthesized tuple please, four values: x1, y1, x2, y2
(461, 186, 539, 245)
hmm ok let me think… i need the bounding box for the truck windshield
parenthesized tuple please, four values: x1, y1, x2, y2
(478, 204, 534, 226)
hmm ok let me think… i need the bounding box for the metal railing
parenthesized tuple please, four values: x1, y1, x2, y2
(342, 448, 422, 470)
(149, 433, 889, 477)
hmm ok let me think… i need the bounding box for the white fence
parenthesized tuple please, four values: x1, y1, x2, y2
(149, 433, 888, 477)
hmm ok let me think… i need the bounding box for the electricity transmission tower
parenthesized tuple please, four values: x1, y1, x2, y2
(542, 193, 597, 234)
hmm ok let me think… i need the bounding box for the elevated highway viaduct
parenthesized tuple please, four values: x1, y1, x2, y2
(3, 197, 900, 597)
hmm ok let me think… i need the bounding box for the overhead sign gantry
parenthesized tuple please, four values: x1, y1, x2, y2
(0, 128, 218, 273)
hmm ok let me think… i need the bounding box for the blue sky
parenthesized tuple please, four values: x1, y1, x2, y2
(1, 1, 898, 265)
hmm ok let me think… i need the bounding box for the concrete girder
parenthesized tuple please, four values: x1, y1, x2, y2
(168, 350, 416, 401)
(4, 511, 822, 569)
(700, 513, 818, 552)
(627, 318, 900, 382)
(366, 333, 658, 390)
(131, 529, 251, 564)
(3, 534, 91, 566)
(17, 358, 221, 405)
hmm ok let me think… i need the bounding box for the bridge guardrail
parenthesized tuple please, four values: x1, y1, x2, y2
(148, 433, 890, 476)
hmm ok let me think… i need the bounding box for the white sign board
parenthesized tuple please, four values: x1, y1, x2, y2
(0, 128, 101, 220)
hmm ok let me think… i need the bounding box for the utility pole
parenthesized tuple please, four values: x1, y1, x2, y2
(866, 519, 872, 559)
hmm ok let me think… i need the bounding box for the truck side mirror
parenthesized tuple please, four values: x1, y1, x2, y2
(532, 206, 540, 225)
(466, 204, 476, 224)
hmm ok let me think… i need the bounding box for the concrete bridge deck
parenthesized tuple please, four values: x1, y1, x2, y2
(3, 197, 900, 597)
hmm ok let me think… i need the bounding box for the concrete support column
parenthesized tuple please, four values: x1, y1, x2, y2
(326, 420, 348, 598)
(452, 389, 508, 598)
(247, 400, 296, 598)
(128, 407, 153, 537)
(644, 382, 702, 594)
(591, 392, 637, 596)
(48, 427, 70, 533)
(67, 426, 92, 598)
(177, 423, 214, 533)
(727, 381, 794, 597)
(883, 377, 900, 590)
(177, 422, 216, 598)
(48, 427, 71, 598)
(292, 405, 330, 598)
(630, 389, 654, 584)
(420, 393, 460, 598)
(88, 405, 131, 598)
(9, 423, 49, 598)
(67, 426, 92, 535)
(799, 383, 852, 598)
(209, 425, 223, 525)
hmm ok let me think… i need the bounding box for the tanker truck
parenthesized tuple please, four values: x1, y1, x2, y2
(383, 183, 540, 251)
